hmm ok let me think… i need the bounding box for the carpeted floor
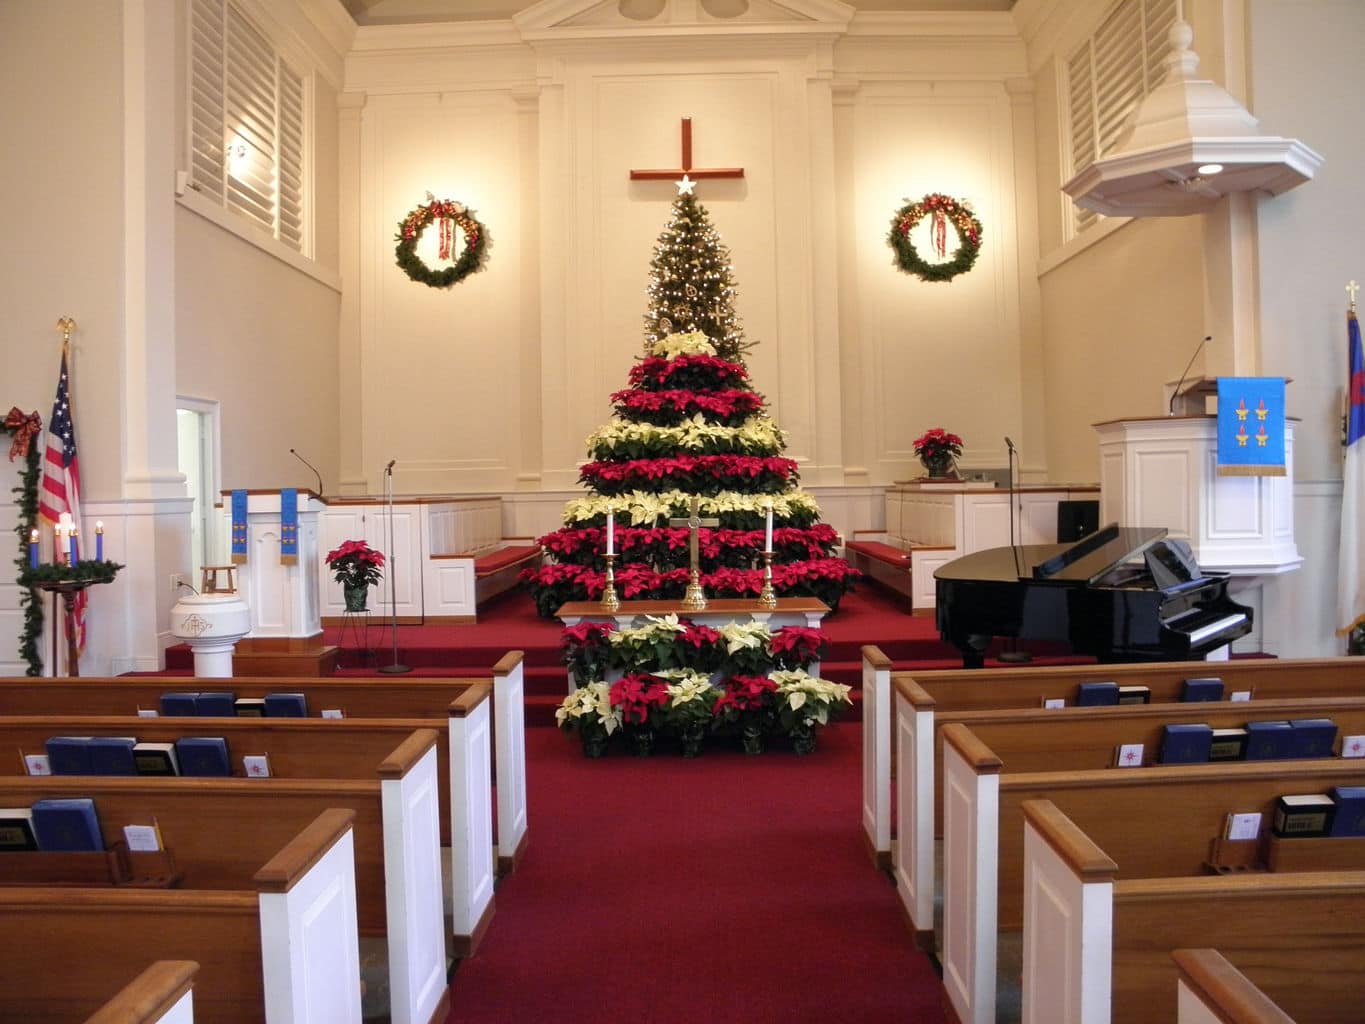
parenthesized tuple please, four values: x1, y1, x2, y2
(446, 722, 946, 1023)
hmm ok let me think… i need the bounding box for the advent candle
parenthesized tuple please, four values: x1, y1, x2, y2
(53, 526, 64, 565)
(95, 521, 104, 562)
(28, 529, 38, 569)
(69, 527, 79, 565)
(764, 502, 774, 554)
(606, 507, 615, 556)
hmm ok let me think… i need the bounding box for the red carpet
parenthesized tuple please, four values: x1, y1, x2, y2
(447, 722, 945, 1023)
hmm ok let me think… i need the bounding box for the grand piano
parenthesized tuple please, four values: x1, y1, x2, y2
(934, 523, 1253, 668)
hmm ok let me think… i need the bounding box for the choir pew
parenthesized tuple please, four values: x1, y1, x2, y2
(0, 650, 528, 874)
(889, 685, 1365, 947)
(939, 728, 1365, 1024)
(1, 809, 362, 1024)
(86, 961, 199, 1024)
(1022, 799, 1365, 1024)
(0, 697, 496, 961)
(860, 650, 1365, 872)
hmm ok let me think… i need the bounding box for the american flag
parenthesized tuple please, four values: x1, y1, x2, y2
(39, 344, 86, 655)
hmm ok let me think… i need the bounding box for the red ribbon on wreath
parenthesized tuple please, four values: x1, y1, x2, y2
(932, 209, 948, 259)
(439, 216, 453, 260)
(4, 407, 41, 462)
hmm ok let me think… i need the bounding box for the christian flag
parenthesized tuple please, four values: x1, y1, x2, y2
(1338, 310, 1365, 637)
(39, 342, 86, 654)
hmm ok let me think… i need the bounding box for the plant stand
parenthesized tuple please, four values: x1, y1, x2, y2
(31, 579, 101, 677)
(338, 607, 375, 667)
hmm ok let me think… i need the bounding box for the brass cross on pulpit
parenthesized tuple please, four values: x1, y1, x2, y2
(668, 495, 720, 610)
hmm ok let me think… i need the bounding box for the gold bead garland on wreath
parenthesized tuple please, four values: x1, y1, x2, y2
(887, 193, 983, 283)
(394, 193, 490, 289)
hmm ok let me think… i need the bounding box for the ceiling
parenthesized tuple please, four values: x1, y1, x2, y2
(342, 0, 1015, 27)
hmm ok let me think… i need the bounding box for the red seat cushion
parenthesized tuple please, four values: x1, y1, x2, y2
(845, 541, 910, 565)
(475, 545, 540, 576)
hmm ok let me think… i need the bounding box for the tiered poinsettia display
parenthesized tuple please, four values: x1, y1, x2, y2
(521, 331, 860, 616)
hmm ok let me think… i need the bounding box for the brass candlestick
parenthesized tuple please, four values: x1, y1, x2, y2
(600, 553, 621, 612)
(758, 551, 777, 609)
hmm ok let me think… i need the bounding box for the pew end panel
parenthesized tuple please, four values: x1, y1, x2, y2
(1172, 948, 1297, 1024)
(492, 650, 528, 876)
(891, 673, 936, 949)
(84, 960, 199, 1024)
(861, 645, 893, 871)
(449, 686, 496, 958)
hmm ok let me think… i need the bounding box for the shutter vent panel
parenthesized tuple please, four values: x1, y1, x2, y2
(189, 0, 225, 202)
(277, 62, 305, 251)
(225, 5, 277, 235)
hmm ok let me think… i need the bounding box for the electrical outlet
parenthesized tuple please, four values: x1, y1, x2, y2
(170, 573, 187, 595)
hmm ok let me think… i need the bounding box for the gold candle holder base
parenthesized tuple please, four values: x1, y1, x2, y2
(600, 553, 620, 612)
(681, 568, 708, 611)
(758, 551, 778, 609)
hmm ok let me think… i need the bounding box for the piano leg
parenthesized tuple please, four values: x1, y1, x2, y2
(958, 634, 990, 670)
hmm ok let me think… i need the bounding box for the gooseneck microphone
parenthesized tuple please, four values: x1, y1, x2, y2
(1169, 335, 1213, 416)
(385, 459, 396, 474)
(289, 448, 323, 497)
(1004, 435, 1016, 453)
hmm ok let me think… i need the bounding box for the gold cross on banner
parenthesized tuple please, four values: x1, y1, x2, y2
(629, 117, 746, 183)
(668, 496, 720, 610)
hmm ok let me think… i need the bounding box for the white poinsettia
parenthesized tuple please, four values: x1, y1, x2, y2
(718, 620, 772, 655)
(561, 488, 822, 527)
(650, 330, 716, 359)
(555, 681, 623, 734)
(585, 415, 785, 458)
(771, 670, 853, 723)
(610, 614, 686, 649)
(658, 669, 717, 706)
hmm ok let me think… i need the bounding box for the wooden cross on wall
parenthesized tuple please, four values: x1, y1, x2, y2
(629, 117, 745, 186)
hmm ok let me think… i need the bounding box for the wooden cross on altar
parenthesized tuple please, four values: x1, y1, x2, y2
(629, 117, 745, 185)
(668, 495, 720, 609)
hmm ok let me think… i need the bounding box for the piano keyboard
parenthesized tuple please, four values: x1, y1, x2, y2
(1183, 613, 1249, 646)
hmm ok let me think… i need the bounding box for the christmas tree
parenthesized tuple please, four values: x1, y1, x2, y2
(521, 189, 859, 617)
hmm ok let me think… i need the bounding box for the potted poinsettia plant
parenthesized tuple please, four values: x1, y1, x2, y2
(912, 428, 963, 480)
(325, 539, 385, 611)
(555, 681, 622, 758)
(714, 674, 779, 754)
(654, 669, 721, 757)
(771, 670, 853, 755)
(609, 673, 671, 756)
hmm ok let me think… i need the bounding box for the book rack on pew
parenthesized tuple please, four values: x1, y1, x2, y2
(1, 842, 181, 888)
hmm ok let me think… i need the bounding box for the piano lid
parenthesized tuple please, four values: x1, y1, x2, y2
(933, 524, 1169, 586)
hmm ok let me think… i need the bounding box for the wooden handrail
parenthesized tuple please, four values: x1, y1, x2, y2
(1171, 949, 1296, 1024)
(377, 729, 439, 779)
(84, 960, 199, 1024)
(1007, 759, 1365, 792)
(491, 650, 525, 676)
(1116, 871, 1365, 903)
(861, 645, 892, 671)
(1021, 799, 1118, 881)
(942, 722, 1003, 773)
(253, 808, 355, 894)
(893, 676, 936, 708)
(449, 683, 492, 718)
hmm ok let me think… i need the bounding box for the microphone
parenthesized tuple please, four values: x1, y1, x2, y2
(289, 448, 323, 496)
(1168, 335, 1212, 416)
(385, 459, 396, 474)
(1004, 435, 1016, 453)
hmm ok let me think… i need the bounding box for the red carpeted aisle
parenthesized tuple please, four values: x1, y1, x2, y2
(447, 722, 945, 1023)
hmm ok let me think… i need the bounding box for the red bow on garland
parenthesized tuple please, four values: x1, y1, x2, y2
(4, 407, 41, 462)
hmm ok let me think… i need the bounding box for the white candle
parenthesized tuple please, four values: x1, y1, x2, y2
(606, 507, 615, 556)
(764, 502, 774, 554)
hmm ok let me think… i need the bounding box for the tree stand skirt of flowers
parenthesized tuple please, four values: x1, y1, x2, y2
(554, 616, 851, 758)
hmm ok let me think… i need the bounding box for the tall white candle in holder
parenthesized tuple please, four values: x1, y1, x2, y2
(606, 507, 615, 556)
(764, 502, 774, 554)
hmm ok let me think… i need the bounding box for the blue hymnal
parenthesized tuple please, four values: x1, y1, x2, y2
(31, 797, 104, 851)
(195, 692, 237, 717)
(1159, 723, 1213, 764)
(87, 737, 138, 776)
(175, 737, 231, 777)
(160, 692, 200, 716)
(1244, 720, 1295, 760)
(264, 692, 307, 718)
(1329, 787, 1365, 837)
(45, 736, 92, 775)
(1181, 677, 1224, 702)
(1289, 718, 1338, 759)
(1076, 682, 1120, 707)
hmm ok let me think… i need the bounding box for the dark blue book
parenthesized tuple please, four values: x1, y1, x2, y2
(1244, 720, 1296, 760)
(159, 692, 200, 716)
(1159, 723, 1213, 764)
(264, 692, 308, 718)
(45, 736, 92, 776)
(1289, 718, 1338, 758)
(1329, 787, 1365, 837)
(87, 737, 138, 776)
(1181, 677, 1224, 702)
(31, 797, 104, 851)
(1076, 682, 1120, 707)
(195, 692, 237, 717)
(175, 737, 231, 777)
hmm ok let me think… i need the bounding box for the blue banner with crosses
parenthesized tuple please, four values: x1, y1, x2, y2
(230, 489, 249, 564)
(280, 488, 299, 565)
(1217, 377, 1287, 476)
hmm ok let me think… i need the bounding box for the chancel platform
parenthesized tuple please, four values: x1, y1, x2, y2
(554, 597, 829, 631)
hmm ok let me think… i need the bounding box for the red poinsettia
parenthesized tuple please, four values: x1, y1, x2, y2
(610, 673, 671, 725)
(768, 626, 825, 668)
(628, 353, 749, 389)
(912, 428, 964, 461)
(324, 539, 385, 589)
(714, 674, 778, 716)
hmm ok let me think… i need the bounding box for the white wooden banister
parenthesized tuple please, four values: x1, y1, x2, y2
(892, 674, 936, 949)
(448, 685, 496, 957)
(492, 650, 529, 874)
(860, 645, 892, 870)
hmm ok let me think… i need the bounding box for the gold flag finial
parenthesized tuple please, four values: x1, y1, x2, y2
(1348, 280, 1359, 314)
(56, 316, 76, 343)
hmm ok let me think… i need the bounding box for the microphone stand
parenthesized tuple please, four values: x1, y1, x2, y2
(999, 439, 1032, 664)
(377, 461, 410, 674)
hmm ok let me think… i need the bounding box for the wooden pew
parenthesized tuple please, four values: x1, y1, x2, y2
(1172, 949, 1297, 1024)
(0, 730, 449, 1024)
(939, 727, 1365, 1024)
(1, 808, 362, 1023)
(0, 653, 530, 874)
(1022, 799, 1365, 1024)
(86, 960, 199, 1024)
(889, 685, 1365, 947)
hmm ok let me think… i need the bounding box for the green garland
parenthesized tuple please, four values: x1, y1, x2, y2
(887, 192, 983, 283)
(394, 195, 489, 289)
(4, 411, 44, 675)
(20, 560, 124, 586)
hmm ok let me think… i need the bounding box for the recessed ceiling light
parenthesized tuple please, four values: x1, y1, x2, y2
(1196, 163, 1224, 175)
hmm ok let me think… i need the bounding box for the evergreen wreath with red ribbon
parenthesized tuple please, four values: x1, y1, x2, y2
(394, 193, 490, 289)
(887, 193, 983, 283)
